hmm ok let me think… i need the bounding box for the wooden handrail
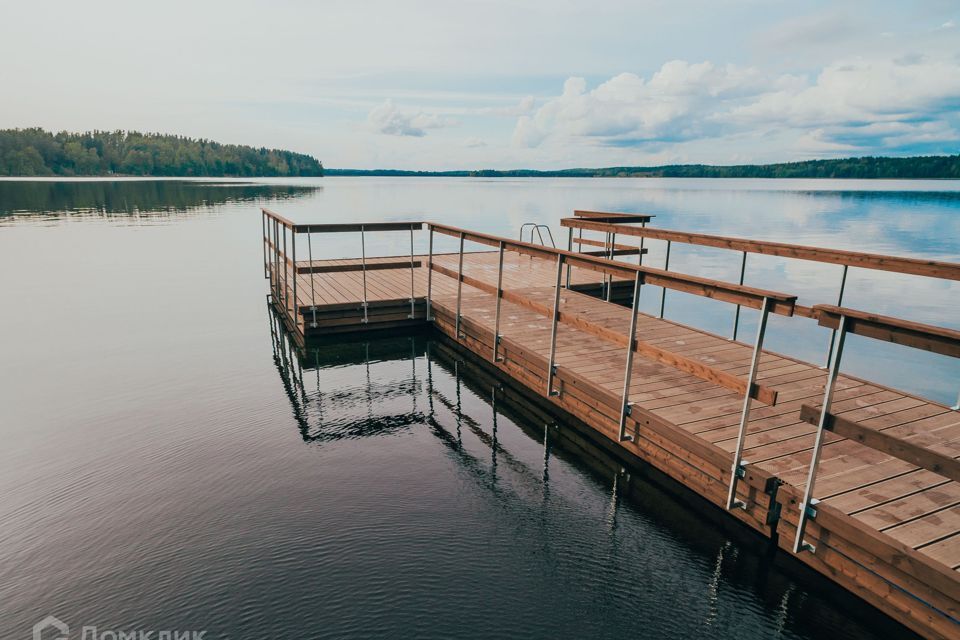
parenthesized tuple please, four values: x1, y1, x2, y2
(295, 222, 423, 233)
(561, 218, 960, 281)
(798, 405, 960, 482)
(813, 305, 960, 358)
(429, 261, 778, 404)
(262, 208, 423, 234)
(573, 237, 646, 253)
(428, 222, 798, 316)
(262, 207, 298, 229)
(573, 210, 654, 223)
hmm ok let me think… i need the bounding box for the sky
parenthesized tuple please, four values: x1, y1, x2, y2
(1, 0, 958, 169)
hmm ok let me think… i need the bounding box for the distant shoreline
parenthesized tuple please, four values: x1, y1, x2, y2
(326, 155, 960, 180)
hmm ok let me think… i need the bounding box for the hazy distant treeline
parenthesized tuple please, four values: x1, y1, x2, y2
(0, 128, 324, 177)
(328, 155, 960, 179)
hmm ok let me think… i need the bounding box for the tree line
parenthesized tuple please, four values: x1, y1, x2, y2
(327, 155, 960, 179)
(0, 128, 323, 177)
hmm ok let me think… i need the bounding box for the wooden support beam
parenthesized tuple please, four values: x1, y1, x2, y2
(580, 248, 646, 257)
(814, 305, 960, 359)
(264, 237, 294, 267)
(429, 262, 778, 405)
(573, 237, 648, 254)
(297, 260, 422, 275)
(561, 218, 960, 281)
(799, 404, 960, 483)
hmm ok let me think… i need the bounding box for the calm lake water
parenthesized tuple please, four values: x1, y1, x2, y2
(2, 177, 958, 639)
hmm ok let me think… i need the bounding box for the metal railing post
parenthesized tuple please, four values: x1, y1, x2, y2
(659, 240, 671, 318)
(795, 315, 848, 553)
(272, 219, 279, 300)
(638, 221, 646, 266)
(493, 241, 505, 362)
(605, 232, 617, 302)
(262, 211, 269, 278)
(291, 228, 298, 329)
(426, 226, 434, 320)
(264, 212, 272, 280)
(617, 271, 643, 442)
(824, 265, 849, 368)
(307, 231, 317, 328)
(565, 227, 573, 288)
(408, 227, 416, 318)
(282, 223, 289, 314)
(600, 231, 610, 300)
(725, 296, 772, 510)
(360, 225, 368, 323)
(731, 251, 747, 340)
(455, 232, 464, 338)
(546, 254, 565, 396)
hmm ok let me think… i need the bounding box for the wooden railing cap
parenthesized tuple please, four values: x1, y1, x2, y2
(573, 210, 655, 223)
(813, 304, 960, 358)
(561, 217, 960, 281)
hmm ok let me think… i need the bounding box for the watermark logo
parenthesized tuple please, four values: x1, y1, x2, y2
(33, 616, 68, 640)
(32, 616, 207, 640)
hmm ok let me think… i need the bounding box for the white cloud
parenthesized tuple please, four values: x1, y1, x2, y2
(367, 99, 456, 137)
(725, 56, 960, 150)
(513, 55, 960, 156)
(511, 62, 767, 148)
(464, 137, 487, 148)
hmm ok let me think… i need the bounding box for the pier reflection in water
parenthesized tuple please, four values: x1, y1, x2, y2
(266, 306, 916, 640)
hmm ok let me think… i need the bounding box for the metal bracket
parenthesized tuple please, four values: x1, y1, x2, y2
(764, 476, 782, 495)
(766, 500, 782, 525)
(735, 461, 749, 479)
(805, 498, 820, 519)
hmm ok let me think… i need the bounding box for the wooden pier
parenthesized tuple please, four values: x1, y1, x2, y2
(263, 208, 960, 639)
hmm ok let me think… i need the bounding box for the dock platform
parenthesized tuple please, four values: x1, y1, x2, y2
(262, 208, 960, 639)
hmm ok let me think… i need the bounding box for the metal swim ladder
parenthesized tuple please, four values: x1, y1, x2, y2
(519, 223, 556, 247)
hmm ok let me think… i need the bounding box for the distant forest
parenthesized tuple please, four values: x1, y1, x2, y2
(328, 155, 960, 179)
(0, 128, 324, 177)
